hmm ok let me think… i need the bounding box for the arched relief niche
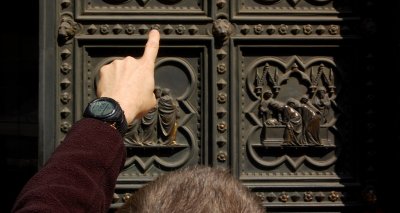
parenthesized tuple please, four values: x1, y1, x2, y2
(155, 57, 195, 101)
(81, 40, 208, 175)
(90, 57, 198, 173)
(244, 56, 342, 172)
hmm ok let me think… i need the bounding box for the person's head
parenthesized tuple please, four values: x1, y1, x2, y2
(270, 101, 284, 111)
(154, 86, 162, 98)
(162, 88, 171, 96)
(300, 95, 309, 104)
(286, 98, 300, 108)
(117, 165, 265, 213)
(262, 90, 273, 100)
(317, 87, 326, 97)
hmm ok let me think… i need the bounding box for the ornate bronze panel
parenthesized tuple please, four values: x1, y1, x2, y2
(40, 0, 378, 211)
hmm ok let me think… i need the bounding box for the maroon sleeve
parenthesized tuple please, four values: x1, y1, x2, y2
(12, 118, 126, 213)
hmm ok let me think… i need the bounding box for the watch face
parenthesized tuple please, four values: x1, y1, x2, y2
(89, 100, 116, 118)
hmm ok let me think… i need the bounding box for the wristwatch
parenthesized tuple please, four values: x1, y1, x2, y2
(83, 97, 128, 136)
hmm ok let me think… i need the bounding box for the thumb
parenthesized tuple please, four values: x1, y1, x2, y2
(143, 29, 160, 62)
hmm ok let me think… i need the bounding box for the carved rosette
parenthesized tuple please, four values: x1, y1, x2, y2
(238, 24, 340, 36)
(253, 191, 342, 203)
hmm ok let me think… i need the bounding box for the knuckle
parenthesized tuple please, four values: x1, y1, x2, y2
(125, 56, 136, 61)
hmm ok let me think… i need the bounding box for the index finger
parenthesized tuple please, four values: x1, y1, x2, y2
(143, 29, 160, 62)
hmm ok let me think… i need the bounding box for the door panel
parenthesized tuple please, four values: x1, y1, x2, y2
(234, 42, 360, 210)
(41, 0, 377, 212)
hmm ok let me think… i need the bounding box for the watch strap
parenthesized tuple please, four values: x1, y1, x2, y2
(83, 97, 128, 136)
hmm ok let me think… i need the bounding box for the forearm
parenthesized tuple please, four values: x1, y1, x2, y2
(12, 118, 126, 213)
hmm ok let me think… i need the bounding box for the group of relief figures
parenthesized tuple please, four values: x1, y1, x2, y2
(125, 87, 179, 146)
(259, 88, 333, 146)
(255, 63, 336, 146)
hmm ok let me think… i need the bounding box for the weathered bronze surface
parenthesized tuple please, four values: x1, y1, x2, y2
(40, 0, 380, 211)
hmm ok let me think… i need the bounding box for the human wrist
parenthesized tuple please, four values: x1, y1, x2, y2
(83, 97, 128, 136)
(110, 99, 136, 124)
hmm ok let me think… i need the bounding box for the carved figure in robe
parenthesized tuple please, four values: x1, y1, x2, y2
(312, 87, 331, 124)
(300, 95, 320, 115)
(136, 87, 162, 145)
(158, 88, 178, 145)
(259, 90, 280, 126)
(287, 98, 321, 146)
(270, 101, 303, 146)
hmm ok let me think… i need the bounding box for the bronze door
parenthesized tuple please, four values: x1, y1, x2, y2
(40, 0, 377, 211)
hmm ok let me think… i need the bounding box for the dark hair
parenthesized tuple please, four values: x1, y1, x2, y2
(117, 165, 265, 213)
